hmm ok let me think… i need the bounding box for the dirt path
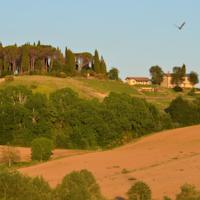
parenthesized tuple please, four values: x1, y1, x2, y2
(19, 125, 200, 200)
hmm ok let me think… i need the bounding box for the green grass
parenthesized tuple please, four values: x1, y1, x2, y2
(0, 75, 195, 110)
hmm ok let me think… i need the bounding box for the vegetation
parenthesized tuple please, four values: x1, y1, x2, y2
(0, 170, 104, 200)
(171, 65, 186, 87)
(31, 138, 54, 161)
(189, 71, 199, 86)
(0, 85, 173, 150)
(127, 181, 151, 200)
(149, 65, 164, 85)
(108, 68, 119, 80)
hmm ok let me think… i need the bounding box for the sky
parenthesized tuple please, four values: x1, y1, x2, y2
(0, 0, 200, 79)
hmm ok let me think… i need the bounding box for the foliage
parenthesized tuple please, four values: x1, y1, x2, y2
(54, 170, 104, 200)
(127, 181, 152, 200)
(165, 96, 200, 126)
(171, 65, 186, 87)
(108, 68, 119, 80)
(176, 184, 200, 200)
(149, 65, 164, 85)
(0, 170, 53, 200)
(65, 48, 76, 75)
(93, 50, 101, 74)
(189, 71, 199, 86)
(31, 137, 54, 161)
(173, 86, 183, 92)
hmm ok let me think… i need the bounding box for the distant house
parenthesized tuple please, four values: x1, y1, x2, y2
(75, 53, 93, 71)
(125, 77, 151, 86)
(161, 72, 194, 88)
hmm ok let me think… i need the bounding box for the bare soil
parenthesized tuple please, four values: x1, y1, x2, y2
(18, 125, 200, 200)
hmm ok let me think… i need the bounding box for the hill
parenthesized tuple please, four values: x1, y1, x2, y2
(19, 125, 200, 200)
(0, 75, 195, 109)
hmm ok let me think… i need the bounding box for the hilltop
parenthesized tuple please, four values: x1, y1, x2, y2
(0, 75, 196, 109)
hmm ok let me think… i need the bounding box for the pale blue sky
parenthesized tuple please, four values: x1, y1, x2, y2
(0, 0, 200, 78)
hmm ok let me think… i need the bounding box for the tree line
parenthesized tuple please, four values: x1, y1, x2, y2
(0, 169, 199, 200)
(0, 85, 171, 149)
(149, 64, 199, 87)
(0, 42, 119, 80)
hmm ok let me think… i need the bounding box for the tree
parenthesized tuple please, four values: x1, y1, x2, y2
(100, 56, 107, 74)
(127, 181, 152, 200)
(171, 65, 186, 87)
(108, 68, 119, 80)
(93, 50, 101, 73)
(176, 184, 200, 200)
(149, 65, 164, 85)
(31, 137, 54, 161)
(54, 170, 104, 200)
(189, 71, 199, 87)
(65, 48, 76, 75)
(21, 46, 30, 73)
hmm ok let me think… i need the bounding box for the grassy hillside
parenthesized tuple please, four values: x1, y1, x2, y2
(0, 75, 195, 109)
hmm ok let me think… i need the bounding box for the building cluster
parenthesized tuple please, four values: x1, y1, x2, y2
(125, 73, 195, 88)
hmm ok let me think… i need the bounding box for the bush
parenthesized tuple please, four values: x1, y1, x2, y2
(176, 184, 200, 200)
(173, 86, 183, 92)
(31, 137, 54, 161)
(0, 170, 52, 200)
(127, 181, 151, 200)
(54, 170, 104, 200)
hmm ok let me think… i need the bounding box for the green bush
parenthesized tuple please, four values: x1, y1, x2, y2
(54, 170, 104, 200)
(0, 170, 52, 200)
(31, 137, 54, 161)
(176, 184, 200, 200)
(173, 86, 183, 92)
(127, 181, 152, 200)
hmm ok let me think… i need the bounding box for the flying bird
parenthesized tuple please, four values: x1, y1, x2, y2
(175, 21, 186, 30)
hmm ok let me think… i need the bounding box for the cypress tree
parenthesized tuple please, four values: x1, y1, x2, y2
(93, 50, 101, 73)
(100, 56, 107, 74)
(21, 46, 30, 73)
(65, 49, 76, 75)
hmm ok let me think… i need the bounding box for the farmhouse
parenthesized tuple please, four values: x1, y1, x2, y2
(161, 72, 194, 88)
(125, 77, 151, 86)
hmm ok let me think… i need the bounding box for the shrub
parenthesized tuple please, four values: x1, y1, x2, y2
(173, 86, 183, 92)
(54, 170, 104, 200)
(176, 184, 200, 200)
(127, 181, 151, 200)
(0, 146, 21, 167)
(31, 137, 54, 161)
(0, 170, 52, 200)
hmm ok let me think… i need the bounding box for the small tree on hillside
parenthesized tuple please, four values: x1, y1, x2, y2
(127, 181, 152, 200)
(1, 146, 21, 167)
(100, 56, 107, 74)
(31, 137, 54, 161)
(189, 71, 199, 87)
(149, 65, 164, 85)
(65, 48, 76, 75)
(21, 46, 30, 73)
(108, 68, 119, 80)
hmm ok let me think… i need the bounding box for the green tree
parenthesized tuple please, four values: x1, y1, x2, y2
(31, 137, 54, 161)
(171, 65, 186, 87)
(176, 184, 200, 200)
(149, 65, 164, 85)
(189, 71, 199, 87)
(21, 46, 30, 73)
(54, 170, 104, 200)
(65, 48, 76, 75)
(100, 56, 107, 74)
(108, 68, 119, 80)
(93, 50, 101, 73)
(127, 181, 152, 200)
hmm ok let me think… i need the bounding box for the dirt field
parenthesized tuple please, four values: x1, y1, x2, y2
(19, 125, 200, 200)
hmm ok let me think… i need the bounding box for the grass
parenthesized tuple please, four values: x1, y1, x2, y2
(0, 75, 196, 110)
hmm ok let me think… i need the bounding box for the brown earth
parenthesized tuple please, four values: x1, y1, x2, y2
(19, 125, 200, 200)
